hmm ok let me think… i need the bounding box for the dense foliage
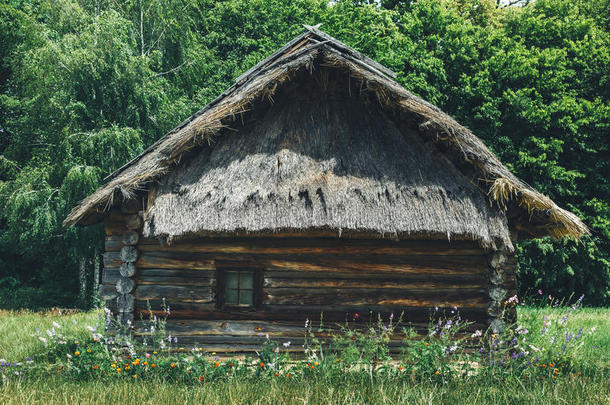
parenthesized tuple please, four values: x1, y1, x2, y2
(1, 0, 608, 308)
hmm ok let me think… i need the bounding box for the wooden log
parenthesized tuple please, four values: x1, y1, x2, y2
(105, 221, 127, 236)
(136, 238, 484, 256)
(102, 268, 121, 284)
(137, 251, 484, 275)
(117, 293, 135, 312)
(137, 275, 213, 286)
(263, 270, 484, 282)
(125, 214, 143, 230)
(120, 262, 136, 278)
(263, 287, 486, 307)
(135, 302, 488, 323)
(121, 231, 140, 246)
(137, 254, 214, 270)
(103, 251, 121, 268)
(263, 277, 483, 289)
(120, 246, 139, 263)
(135, 285, 213, 302)
(137, 268, 215, 278)
(99, 284, 118, 300)
(116, 277, 136, 294)
(104, 236, 122, 251)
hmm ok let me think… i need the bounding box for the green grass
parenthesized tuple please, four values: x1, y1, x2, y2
(0, 306, 608, 404)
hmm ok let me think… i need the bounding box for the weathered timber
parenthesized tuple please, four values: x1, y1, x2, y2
(99, 284, 118, 300)
(104, 236, 122, 251)
(136, 238, 485, 256)
(263, 277, 484, 289)
(103, 251, 121, 268)
(135, 285, 213, 302)
(116, 277, 135, 294)
(117, 293, 135, 312)
(263, 287, 486, 307)
(124, 214, 143, 230)
(137, 275, 213, 286)
(102, 268, 121, 284)
(120, 262, 136, 278)
(120, 246, 139, 263)
(121, 231, 140, 246)
(137, 268, 215, 278)
(137, 254, 214, 270)
(136, 302, 488, 322)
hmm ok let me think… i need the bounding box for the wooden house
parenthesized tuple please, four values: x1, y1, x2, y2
(64, 27, 588, 353)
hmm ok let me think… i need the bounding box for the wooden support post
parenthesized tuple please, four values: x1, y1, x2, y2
(487, 243, 508, 334)
(115, 212, 141, 331)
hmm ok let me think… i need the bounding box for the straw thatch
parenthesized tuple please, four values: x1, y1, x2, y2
(64, 26, 588, 245)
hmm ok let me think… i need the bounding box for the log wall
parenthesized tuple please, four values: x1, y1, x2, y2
(100, 232, 517, 353)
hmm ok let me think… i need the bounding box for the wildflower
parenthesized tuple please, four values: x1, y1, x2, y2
(170, 363, 176, 368)
(549, 363, 554, 367)
(254, 327, 262, 331)
(538, 289, 543, 295)
(424, 342, 429, 346)
(398, 366, 403, 371)
(314, 362, 319, 366)
(143, 362, 148, 366)
(198, 376, 204, 382)
(52, 321, 61, 329)
(274, 373, 279, 377)
(435, 371, 440, 375)
(548, 295, 552, 301)
(153, 351, 158, 354)
(145, 353, 150, 358)
(211, 352, 216, 355)
(336, 359, 341, 363)
(471, 330, 482, 338)
(283, 341, 291, 347)
(38, 337, 48, 347)
(214, 362, 220, 368)
(93, 365, 98, 370)
(150, 364, 156, 368)
(116, 368, 122, 373)
(87, 349, 92, 353)
(260, 362, 265, 368)
(228, 363, 233, 367)
(541, 364, 546, 368)
(133, 374, 138, 379)
(125, 365, 130, 370)
(286, 373, 291, 378)
(111, 363, 117, 368)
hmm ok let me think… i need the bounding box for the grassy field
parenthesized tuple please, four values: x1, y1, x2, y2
(0, 306, 608, 404)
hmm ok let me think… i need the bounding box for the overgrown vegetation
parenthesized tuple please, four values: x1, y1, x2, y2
(0, 302, 608, 403)
(1, 0, 608, 308)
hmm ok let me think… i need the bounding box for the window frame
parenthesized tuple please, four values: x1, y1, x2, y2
(215, 262, 263, 310)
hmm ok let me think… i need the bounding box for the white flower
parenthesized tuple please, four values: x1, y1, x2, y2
(86, 326, 96, 332)
(52, 321, 61, 329)
(66, 354, 72, 359)
(274, 347, 280, 353)
(38, 336, 48, 347)
(72, 319, 77, 325)
(528, 344, 540, 352)
(471, 330, 482, 338)
(282, 341, 291, 347)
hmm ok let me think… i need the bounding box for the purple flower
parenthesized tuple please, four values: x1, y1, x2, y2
(389, 313, 394, 321)
(548, 295, 552, 301)
(538, 289, 543, 295)
(575, 327, 583, 339)
(518, 328, 529, 335)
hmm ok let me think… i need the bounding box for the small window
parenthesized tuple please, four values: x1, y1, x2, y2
(217, 266, 261, 309)
(224, 270, 254, 306)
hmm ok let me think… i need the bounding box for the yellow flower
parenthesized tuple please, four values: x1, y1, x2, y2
(435, 371, 440, 375)
(314, 362, 319, 366)
(116, 368, 122, 373)
(132, 374, 138, 379)
(74, 351, 80, 356)
(153, 351, 158, 354)
(170, 363, 176, 368)
(111, 363, 116, 368)
(150, 363, 156, 368)
(211, 352, 216, 355)
(87, 349, 92, 353)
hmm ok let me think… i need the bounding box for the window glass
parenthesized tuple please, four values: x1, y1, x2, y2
(223, 270, 255, 306)
(240, 272, 254, 289)
(225, 288, 238, 305)
(226, 271, 239, 289)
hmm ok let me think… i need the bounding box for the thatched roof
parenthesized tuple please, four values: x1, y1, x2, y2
(64, 26, 588, 247)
